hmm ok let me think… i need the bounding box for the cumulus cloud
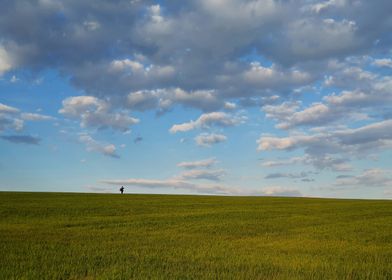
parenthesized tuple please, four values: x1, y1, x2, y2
(273, 18, 360, 64)
(195, 133, 227, 147)
(242, 62, 312, 89)
(0, 45, 13, 75)
(127, 87, 238, 113)
(0, 103, 23, 132)
(276, 103, 337, 129)
(2, 0, 392, 198)
(59, 96, 139, 132)
(0, 117, 23, 132)
(373, 58, 392, 68)
(257, 135, 314, 151)
(170, 112, 243, 133)
(263, 95, 370, 130)
(177, 158, 217, 169)
(258, 119, 392, 153)
(3, 0, 389, 107)
(0, 102, 56, 134)
(258, 120, 392, 169)
(261, 59, 392, 130)
(325, 86, 392, 109)
(109, 58, 175, 82)
(262, 101, 300, 122)
(0, 135, 40, 145)
(79, 133, 119, 158)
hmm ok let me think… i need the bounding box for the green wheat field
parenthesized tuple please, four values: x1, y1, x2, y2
(1, 192, 391, 279)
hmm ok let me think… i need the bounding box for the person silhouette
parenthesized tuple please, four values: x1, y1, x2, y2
(120, 186, 124, 194)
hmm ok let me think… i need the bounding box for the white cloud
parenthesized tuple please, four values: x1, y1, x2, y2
(110, 58, 175, 80)
(224, 102, 236, 110)
(86, 186, 114, 193)
(127, 88, 228, 112)
(21, 113, 54, 121)
(110, 59, 144, 73)
(264, 70, 392, 129)
(0, 103, 19, 114)
(177, 158, 217, 169)
(262, 155, 352, 172)
(309, 0, 348, 14)
(259, 120, 392, 153)
(261, 186, 302, 197)
(257, 135, 314, 151)
(373, 58, 392, 68)
(243, 62, 311, 88)
(1, 0, 391, 102)
(100, 155, 232, 193)
(59, 96, 139, 132)
(325, 87, 392, 108)
(335, 169, 392, 187)
(83, 20, 100, 31)
(276, 103, 335, 129)
(0, 103, 23, 132)
(258, 120, 392, 170)
(170, 88, 223, 111)
(384, 189, 392, 197)
(1, 0, 392, 199)
(177, 169, 225, 181)
(79, 133, 119, 158)
(199, 0, 281, 24)
(0, 45, 13, 75)
(0, 103, 56, 133)
(259, 60, 392, 130)
(195, 133, 227, 147)
(262, 101, 300, 122)
(325, 66, 376, 89)
(170, 112, 242, 133)
(127, 90, 159, 111)
(278, 18, 359, 63)
(262, 157, 306, 168)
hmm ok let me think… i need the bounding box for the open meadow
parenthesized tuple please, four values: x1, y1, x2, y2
(1, 192, 391, 279)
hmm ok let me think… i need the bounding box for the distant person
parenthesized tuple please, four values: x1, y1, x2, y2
(120, 186, 124, 194)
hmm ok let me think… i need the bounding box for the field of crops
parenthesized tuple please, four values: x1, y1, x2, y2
(1, 192, 391, 279)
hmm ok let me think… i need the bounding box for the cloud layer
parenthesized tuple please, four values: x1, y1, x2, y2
(1, 1, 392, 197)
(1, 0, 391, 109)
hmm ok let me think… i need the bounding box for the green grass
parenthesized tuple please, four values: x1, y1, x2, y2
(1, 192, 391, 279)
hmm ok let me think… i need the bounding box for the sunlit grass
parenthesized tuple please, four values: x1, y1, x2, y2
(1, 192, 391, 279)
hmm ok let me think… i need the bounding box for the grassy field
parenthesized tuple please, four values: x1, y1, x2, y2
(1, 192, 391, 279)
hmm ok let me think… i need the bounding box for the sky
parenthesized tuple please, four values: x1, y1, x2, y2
(0, 0, 392, 198)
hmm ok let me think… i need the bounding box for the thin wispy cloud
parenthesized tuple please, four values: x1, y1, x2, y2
(177, 158, 217, 169)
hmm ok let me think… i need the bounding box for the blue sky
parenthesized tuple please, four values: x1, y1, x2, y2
(1, 0, 392, 198)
